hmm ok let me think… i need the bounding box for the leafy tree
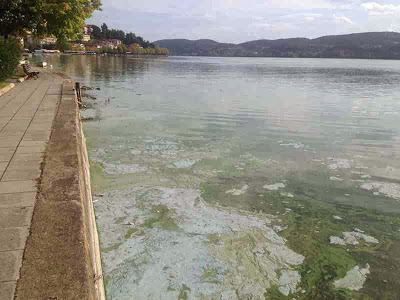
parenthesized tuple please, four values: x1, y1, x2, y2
(0, 0, 102, 39)
(101, 23, 109, 39)
(56, 39, 73, 51)
(0, 0, 39, 38)
(109, 29, 125, 41)
(0, 37, 22, 81)
(91, 25, 102, 40)
(124, 32, 136, 45)
(116, 44, 127, 54)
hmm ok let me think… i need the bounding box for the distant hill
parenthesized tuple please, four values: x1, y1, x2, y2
(154, 32, 400, 59)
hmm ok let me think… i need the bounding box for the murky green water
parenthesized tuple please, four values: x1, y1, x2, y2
(48, 55, 400, 300)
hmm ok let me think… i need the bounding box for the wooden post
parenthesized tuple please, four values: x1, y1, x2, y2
(75, 82, 83, 108)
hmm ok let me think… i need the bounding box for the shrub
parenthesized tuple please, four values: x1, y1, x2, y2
(0, 37, 22, 82)
(56, 40, 73, 52)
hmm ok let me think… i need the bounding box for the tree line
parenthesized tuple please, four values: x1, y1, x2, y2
(81, 23, 168, 55)
(88, 23, 155, 49)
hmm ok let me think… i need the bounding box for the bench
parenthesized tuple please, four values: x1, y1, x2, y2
(22, 64, 40, 80)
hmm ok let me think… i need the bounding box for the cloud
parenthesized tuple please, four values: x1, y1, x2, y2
(88, 0, 398, 43)
(333, 14, 354, 25)
(251, 21, 296, 32)
(361, 2, 400, 16)
(281, 13, 323, 23)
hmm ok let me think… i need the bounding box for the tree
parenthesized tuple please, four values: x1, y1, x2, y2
(0, 37, 22, 81)
(91, 25, 102, 40)
(124, 32, 136, 45)
(56, 39, 73, 51)
(0, 0, 102, 39)
(101, 23, 109, 39)
(116, 44, 127, 54)
(0, 0, 38, 38)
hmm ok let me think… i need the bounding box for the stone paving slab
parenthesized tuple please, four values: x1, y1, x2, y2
(2, 169, 42, 182)
(15, 146, 46, 154)
(0, 282, 15, 300)
(0, 207, 34, 227)
(0, 227, 30, 251)
(0, 71, 62, 300)
(0, 250, 23, 281)
(0, 180, 37, 194)
(0, 192, 36, 208)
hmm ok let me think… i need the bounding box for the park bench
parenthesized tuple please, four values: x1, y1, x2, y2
(22, 63, 40, 80)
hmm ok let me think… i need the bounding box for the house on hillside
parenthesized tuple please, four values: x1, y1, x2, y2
(97, 39, 122, 49)
(82, 34, 91, 42)
(107, 39, 122, 47)
(83, 25, 94, 35)
(40, 36, 57, 45)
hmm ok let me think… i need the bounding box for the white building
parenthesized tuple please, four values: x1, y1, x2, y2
(40, 37, 57, 45)
(82, 34, 91, 42)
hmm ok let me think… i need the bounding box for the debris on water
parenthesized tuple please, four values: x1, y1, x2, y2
(169, 159, 199, 169)
(280, 192, 294, 198)
(102, 162, 148, 175)
(333, 215, 343, 220)
(334, 264, 370, 291)
(330, 176, 343, 181)
(82, 116, 95, 122)
(263, 183, 286, 191)
(83, 94, 97, 100)
(327, 158, 352, 170)
(355, 165, 369, 169)
(226, 185, 249, 196)
(279, 141, 305, 149)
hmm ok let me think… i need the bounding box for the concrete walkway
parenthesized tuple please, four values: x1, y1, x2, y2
(0, 71, 63, 300)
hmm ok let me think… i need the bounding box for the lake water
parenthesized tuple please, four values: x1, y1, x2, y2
(47, 55, 400, 300)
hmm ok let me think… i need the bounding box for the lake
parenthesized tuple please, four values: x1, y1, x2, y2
(46, 55, 400, 300)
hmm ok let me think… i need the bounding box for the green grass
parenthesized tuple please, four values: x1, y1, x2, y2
(0, 82, 9, 89)
(16, 65, 26, 77)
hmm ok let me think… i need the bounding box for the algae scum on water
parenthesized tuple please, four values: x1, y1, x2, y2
(88, 133, 400, 300)
(71, 56, 400, 300)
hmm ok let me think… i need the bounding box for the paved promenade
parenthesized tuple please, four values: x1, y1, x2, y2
(0, 72, 63, 299)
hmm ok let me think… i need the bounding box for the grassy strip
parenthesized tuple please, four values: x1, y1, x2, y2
(0, 82, 9, 89)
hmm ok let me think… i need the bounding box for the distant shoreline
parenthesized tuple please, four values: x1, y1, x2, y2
(154, 31, 400, 60)
(56, 52, 400, 61)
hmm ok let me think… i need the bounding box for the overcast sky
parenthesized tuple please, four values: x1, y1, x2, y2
(88, 0, 400, 43)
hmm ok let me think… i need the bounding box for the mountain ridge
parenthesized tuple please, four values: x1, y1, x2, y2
(154, 32, 400, 59)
